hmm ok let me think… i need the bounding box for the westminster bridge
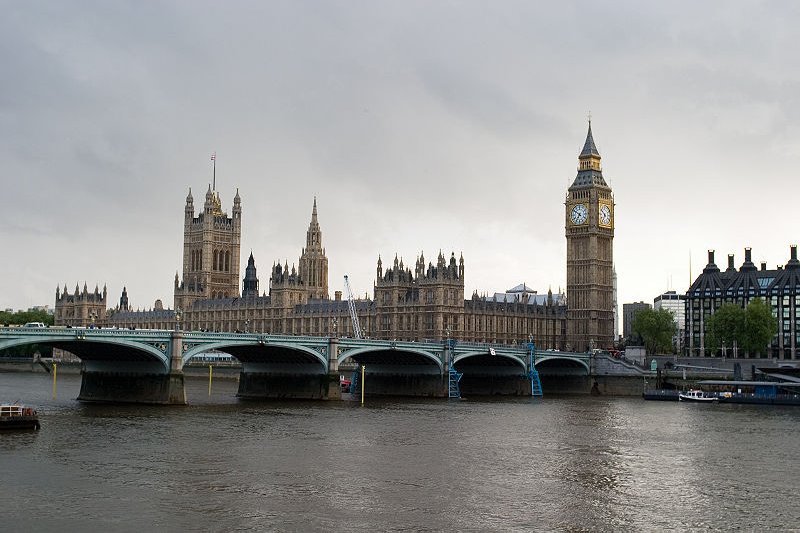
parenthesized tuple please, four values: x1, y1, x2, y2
(0, 327, 642, 404)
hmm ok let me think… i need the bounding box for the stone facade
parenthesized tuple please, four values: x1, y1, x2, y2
(61, 124, 613, 350)
(173, 186, 242, 311)
(565, 122, 615, 351)
(54, 283, 108, 327)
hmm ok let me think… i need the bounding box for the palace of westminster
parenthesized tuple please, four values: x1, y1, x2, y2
(55, 124, 617, 352)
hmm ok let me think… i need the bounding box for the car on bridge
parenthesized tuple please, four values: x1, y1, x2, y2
(23, 322, 47, 328)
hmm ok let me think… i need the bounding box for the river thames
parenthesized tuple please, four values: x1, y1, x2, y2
(1, 371, 799, 532)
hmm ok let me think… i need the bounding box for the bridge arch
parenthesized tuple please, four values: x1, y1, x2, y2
(535, 355, 590, 374)
(337, 346, 443, 370)
(183, 340, 327, 370)
(0, 335, 171, 370)
(452, 351, 527, 371)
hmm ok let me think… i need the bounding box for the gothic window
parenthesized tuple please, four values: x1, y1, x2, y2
(213, 250, 218, 271)
(225, 251, 230, 272)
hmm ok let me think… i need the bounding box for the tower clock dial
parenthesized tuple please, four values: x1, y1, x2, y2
(570, 203, 588, 225)
(599, 204, 612, 226)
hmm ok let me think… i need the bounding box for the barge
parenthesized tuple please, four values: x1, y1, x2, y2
(0, 404, 40, 430)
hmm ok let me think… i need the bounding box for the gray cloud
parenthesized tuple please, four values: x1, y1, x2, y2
(2, 1, 800, 329)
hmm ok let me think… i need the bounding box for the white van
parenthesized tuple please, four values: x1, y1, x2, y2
(23, 322, 46, 328)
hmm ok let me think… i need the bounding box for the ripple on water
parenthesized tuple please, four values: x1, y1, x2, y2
(2, 374, 799, 531)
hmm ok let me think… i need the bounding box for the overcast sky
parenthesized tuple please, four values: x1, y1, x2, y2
(3, 1, 800, 331)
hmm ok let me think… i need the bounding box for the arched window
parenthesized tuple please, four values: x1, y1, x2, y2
(225, 251, 230, 272)
(213, 250, 219, 271)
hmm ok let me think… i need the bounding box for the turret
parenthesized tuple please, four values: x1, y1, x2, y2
(120, 286, 129, 311)
(185, 188, 194, 221)
(242, 251, 259, 298)
(233, 188, 241, 223)
(377, 255, 383, 279)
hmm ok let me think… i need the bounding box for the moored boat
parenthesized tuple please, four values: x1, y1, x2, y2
(0, 404, 40, 430)
(678, 389, 718, 402)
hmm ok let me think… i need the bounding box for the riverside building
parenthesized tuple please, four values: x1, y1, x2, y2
(56, 122, 614, 351)
(685, 247, 800, 359)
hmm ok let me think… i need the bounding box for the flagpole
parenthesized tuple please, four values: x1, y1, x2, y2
(212, 152, 216, 191)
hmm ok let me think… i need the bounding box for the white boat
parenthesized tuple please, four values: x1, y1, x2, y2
(678, 389, 718, 402)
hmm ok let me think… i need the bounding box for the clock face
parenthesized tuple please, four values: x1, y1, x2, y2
(570, 204, 588, 225)
(599, 204, 612, 226)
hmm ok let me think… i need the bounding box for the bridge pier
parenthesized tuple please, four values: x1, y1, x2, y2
(77, 331, 187, 405)
(79, 370, 186, 404)
(237, 371, 341, 400)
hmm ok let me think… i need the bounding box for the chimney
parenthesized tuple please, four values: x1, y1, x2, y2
(728, 254, 735, 270)
(745, 247, 752, 263)
(334, 291, 342, 301)
(792, 245, 798, 262)
(708, 250, 715, 265)
(761, 262, 767, 271)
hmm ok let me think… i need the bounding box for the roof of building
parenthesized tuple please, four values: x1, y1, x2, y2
(688, 246, 800, 298)
(580, 122, 600, 158)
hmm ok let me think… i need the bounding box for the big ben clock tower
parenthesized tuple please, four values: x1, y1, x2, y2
(565, 121, 615, 351)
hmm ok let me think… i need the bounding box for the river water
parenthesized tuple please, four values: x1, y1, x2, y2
(1, 371, 799, 532)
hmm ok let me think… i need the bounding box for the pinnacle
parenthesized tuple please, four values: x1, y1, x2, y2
(579, 121, 600, 158)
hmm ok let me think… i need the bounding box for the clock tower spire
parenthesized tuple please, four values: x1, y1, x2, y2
(565, 120, 615, 351)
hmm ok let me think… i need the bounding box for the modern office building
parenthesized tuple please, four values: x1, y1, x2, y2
(654, 290, 686, 352)
(685, 247, 800, 359)
(622, 301, 652, 341)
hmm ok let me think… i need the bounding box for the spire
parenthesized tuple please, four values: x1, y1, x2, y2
(304, 197, 322, 248)
(571, 118, 607, 189)
(580, 120, 600, 158)
(242, 251, 259, 298)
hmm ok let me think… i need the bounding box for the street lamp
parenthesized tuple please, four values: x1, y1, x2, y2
(175, 308, 182, 331)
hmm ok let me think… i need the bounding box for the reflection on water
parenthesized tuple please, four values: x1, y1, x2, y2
(1, 372, 799, 531)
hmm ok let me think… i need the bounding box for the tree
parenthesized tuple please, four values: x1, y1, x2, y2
(0, 309, 54, 327)
(705, 303, 745, 355)
(742, 298, 777, 356)
(632, 308, 676, 354)
(705, 298, 777, 357)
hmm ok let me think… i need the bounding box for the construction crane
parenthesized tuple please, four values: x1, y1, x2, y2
(343, 274, 363, 339)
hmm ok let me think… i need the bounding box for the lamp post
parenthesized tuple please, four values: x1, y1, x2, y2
(175, 308, 182, 331)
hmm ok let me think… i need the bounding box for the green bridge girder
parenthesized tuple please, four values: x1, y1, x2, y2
(0, 327, 592, 374)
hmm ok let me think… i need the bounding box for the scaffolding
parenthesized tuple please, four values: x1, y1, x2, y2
(528, 342, 543, 397)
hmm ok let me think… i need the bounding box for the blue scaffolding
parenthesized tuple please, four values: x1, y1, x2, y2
(527, 342, 543, 397)
(448, 364, 463, 399)
(447, 338, 462, 399)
